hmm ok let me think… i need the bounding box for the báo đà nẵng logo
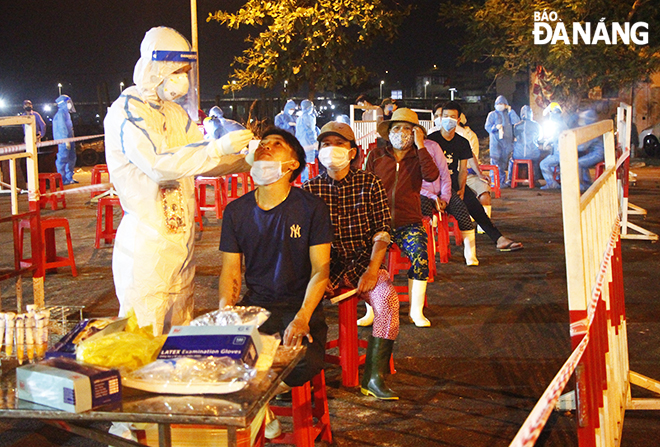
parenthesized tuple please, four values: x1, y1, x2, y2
(532, 10, 649, 45)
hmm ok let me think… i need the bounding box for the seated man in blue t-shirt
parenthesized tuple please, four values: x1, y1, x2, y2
(218, 127, 333, 391)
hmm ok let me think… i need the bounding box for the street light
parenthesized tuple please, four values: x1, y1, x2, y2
(284, 80, 288, 95)
(58, 83, 62, 96)
(380, 80, 384, 99)
(424, 81, 429, 99)
(449, 87, 457, 101)
(120, 82, 125, 93)
(231, 80, 236, 100)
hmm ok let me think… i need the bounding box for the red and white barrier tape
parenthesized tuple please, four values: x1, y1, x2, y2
(0, 134, 104, 156)
(615, 148, 630, 172)
(509, 216, 621, 447)
(356, 130, 378, 145)
(41, 183, 112, 197)
(23, 183, 113, 202)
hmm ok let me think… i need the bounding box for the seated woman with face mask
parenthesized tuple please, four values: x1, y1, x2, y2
(303, 122, 400, 400)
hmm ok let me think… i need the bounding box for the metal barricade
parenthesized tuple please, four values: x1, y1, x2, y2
(0, 116, 44, 310)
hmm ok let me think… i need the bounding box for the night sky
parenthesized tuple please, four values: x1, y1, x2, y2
(0, 0, 460, 107)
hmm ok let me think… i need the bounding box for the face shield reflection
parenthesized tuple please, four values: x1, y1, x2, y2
(151, 50, 199, 122)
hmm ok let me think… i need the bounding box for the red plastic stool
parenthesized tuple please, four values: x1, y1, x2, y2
(95, 197, 123, 248)
(553, 166, 561, 184)
(595, 161, 606, 179)
(90, 164, 110, 198)
(225, 172, 254, 202)
(387, 243, 410, 302)
(479, 165, 501, 198)
(325, 289, 369, 388)
(387, 245, 428, 306)
(195, 176, 227, 219)
(510, 159, 534, 189)
(19, 217, 77, 276)
(270, 371, 332, 447)
(38, 173, 66, 210)
(307, 161, 319, 179)
(193, 186, 203, 231)
(422, 217, 436, 282)
(435, 211, 451, 264)
(447, 215, 463, 246)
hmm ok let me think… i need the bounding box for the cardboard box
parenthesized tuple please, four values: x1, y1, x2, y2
(158, 324, 262, 367)
(16, 357, 121, 413)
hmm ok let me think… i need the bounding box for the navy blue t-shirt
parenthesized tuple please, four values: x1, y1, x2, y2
(219, 187, 333, 310)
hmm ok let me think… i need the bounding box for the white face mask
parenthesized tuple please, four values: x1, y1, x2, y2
(157, 73, 189, 101)
(389, 129, 413, 150)
(318, 146, 352, 171)
(434, 117, 442, 128)
(250, 160, 292, 186)
(495, 104, 506, 112)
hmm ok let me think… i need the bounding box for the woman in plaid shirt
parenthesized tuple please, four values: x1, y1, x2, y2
(303, 122, 399, 401)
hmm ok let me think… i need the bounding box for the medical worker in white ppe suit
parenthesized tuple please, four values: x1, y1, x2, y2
(104, 27, 253, 335)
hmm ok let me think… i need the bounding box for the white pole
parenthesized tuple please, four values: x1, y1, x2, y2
(191, 0, 201, 114)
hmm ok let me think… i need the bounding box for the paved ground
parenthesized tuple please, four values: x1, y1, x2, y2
(0, 163, 659, 446)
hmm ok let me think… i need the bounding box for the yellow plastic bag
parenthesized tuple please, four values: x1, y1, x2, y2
(76, 309, 166, 372)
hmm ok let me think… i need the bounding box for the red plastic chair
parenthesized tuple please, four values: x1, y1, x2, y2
(19, 217, 77, 276)
(269, 371, 332, 447)
(479, 164, 501, 198)
(90, 164, 110, 198)
(38, 173, 66, 210)
(435, 211, 450, 264)
(195, 176, 226, 219)
(95, 197, 123, 248)
(510, 159, 534, 189)
(325, 288, 369, 388)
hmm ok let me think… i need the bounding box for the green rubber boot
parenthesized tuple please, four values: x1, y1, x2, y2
(360, 335, 398, 400)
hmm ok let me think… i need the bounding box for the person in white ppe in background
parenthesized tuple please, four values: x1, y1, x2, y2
(53, 95, 77, 184)
(295, 99, 320, 182)
(104, 26, 253, 336)
(203, 105, 246, 139)
(484, 95, 520, 186)
(274, 99, 297, 134)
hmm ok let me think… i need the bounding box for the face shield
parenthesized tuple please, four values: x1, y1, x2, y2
(151, 49, 199, 122)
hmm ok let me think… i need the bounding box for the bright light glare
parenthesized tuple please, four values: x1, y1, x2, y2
(542, 120, 557, 140)
(44, 105, 52, 112)
(0, 99, 5, 108)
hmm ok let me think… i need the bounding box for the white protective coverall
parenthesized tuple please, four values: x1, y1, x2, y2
(104, 27, 251, 334)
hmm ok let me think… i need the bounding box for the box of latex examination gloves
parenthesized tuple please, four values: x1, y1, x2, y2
(158, 324, 262, 366)
(16, 357, 121, 413)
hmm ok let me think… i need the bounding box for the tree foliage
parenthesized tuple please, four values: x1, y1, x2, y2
(208, 0, 410, 95)
(440, 0, 660, 106)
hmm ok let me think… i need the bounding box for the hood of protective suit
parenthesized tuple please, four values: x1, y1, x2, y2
(301, 100, 313, 113)
(578, 109, 598, 126)
(56, 95, 75, 113)
(521, 105, 533, 121)
(284, 99, 296, 114)
(209, 106, 224, 119)
(494, 95, 509, 106)
(133, 27, 192, 104)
